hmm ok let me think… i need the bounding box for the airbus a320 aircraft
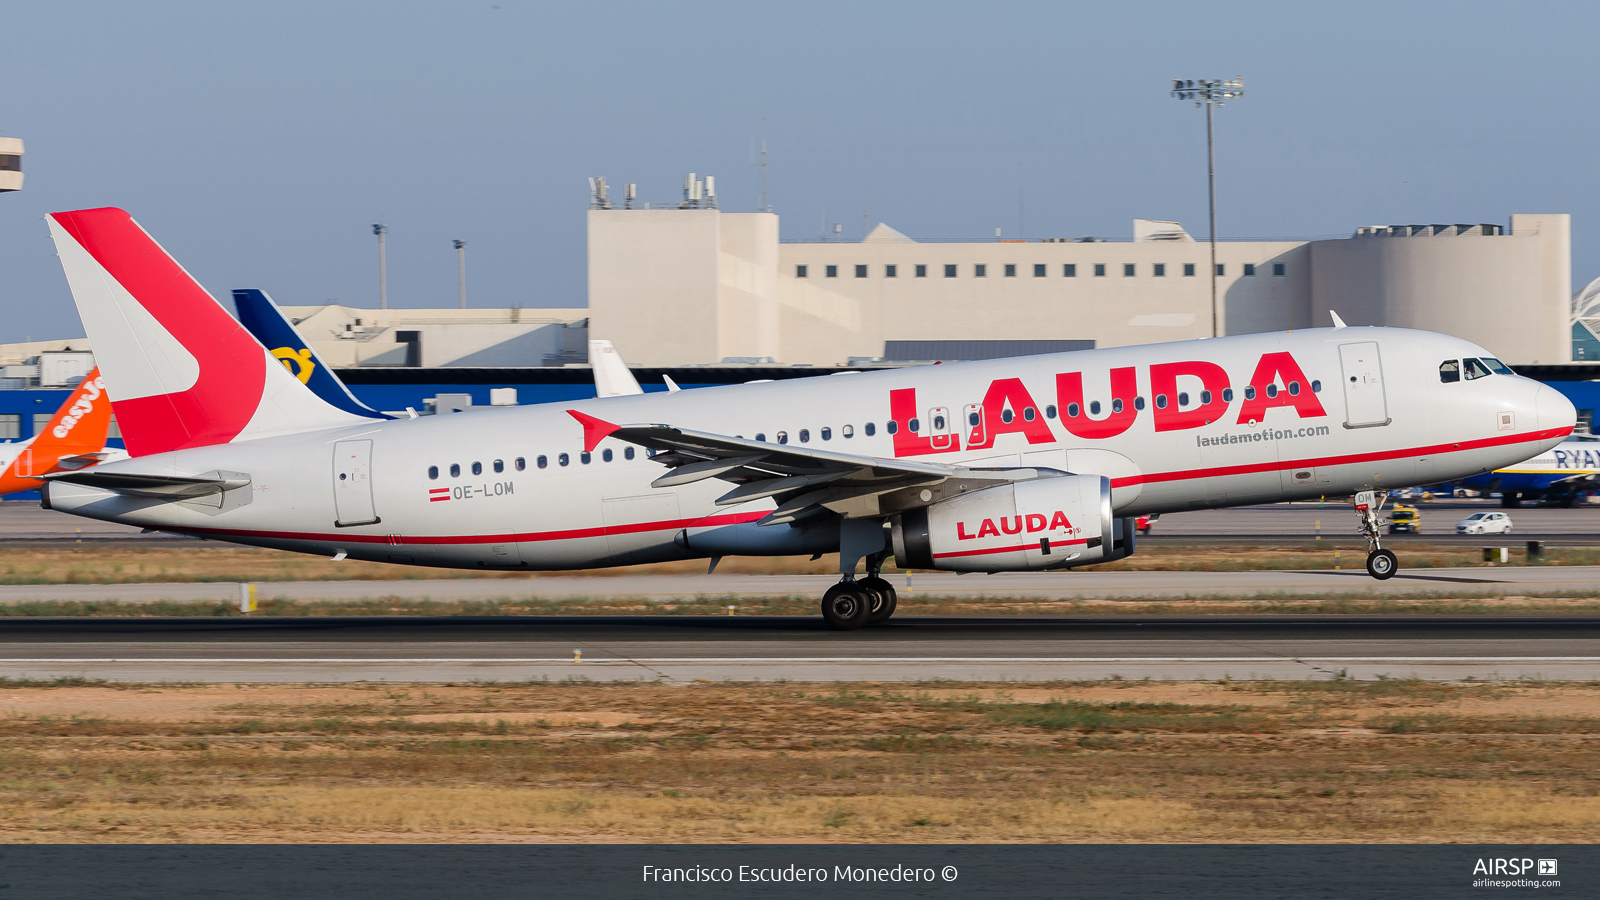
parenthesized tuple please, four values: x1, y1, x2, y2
(1458, 437, 1600, 507)
(40, 208, 1576, 628)
(0, 368, 126, 496)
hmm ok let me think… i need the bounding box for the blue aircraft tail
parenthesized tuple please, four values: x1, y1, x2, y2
(232, 289, 391, 420)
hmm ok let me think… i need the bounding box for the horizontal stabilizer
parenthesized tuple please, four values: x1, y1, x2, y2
(44, 469, 251, 501)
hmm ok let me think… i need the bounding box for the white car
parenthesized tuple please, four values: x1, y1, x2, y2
(1456, 511, 1513, 535)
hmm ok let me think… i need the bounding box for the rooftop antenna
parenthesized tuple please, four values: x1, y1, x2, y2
(833, 223, 842, 242)
(588, 176, 611, 210)
(705, 175, 716, 210)
(624, 182, 636, 209)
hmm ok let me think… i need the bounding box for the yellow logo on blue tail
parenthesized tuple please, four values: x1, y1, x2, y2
(272, 347, 315, 383)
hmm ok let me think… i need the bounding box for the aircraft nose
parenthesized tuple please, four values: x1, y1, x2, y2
(1536, 384, 1577, 433)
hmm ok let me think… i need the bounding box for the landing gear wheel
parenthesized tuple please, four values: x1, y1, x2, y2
(1366, 548, 1398, 580)
(859, 576, 899, 624)
(821, 582, 873, 630)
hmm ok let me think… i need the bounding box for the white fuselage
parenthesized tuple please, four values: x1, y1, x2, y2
(45, 327, 1573, 570)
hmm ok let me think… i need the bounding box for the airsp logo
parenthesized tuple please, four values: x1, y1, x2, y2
(1472, 858, 1555, 876)
(273, 347, 316, 384)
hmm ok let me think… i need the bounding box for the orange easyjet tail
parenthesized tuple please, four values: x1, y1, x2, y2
(0, 368, 118, 495)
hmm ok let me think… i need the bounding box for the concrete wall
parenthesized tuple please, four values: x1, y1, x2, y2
(1310, 219, 1568, 364)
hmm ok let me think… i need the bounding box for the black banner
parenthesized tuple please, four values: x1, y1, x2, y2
(0, 844, 1591, 899)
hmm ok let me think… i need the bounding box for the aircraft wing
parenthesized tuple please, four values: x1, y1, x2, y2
(568, 410, 1046, 525)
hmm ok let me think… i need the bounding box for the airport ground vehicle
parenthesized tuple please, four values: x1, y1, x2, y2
(1387, 505, 1420, 534)
(1136, 514, 1156, 534)
(1457, 511, 1514, 535)
(39, 208, 1576, 628)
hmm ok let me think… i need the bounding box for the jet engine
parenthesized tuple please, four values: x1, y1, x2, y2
(891, 474, 1112, 572)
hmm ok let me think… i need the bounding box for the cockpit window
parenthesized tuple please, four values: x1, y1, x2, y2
(1464, 358, 1492, 380)
(1439, 360, 1460, 383)
(1482, 357, 1514, 375)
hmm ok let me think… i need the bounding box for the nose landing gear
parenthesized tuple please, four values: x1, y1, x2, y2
(1354, 490, 1399, 580)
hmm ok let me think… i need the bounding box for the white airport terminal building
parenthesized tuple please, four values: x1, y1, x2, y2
(588, 204, 1572, 368)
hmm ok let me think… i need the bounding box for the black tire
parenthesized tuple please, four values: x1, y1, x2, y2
(1366, 548, 1398, 580)
(821, 582, 873, 630)
(859, 576, 899, 624)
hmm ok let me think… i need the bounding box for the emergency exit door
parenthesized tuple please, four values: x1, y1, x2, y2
(1338, 342, 1390, 428)
(333, 439, 379, 526)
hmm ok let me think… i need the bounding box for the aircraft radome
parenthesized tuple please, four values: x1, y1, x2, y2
(40, 207, 1575, 629)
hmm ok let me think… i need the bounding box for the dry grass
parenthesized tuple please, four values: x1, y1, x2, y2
(2, 680, 1600, 843)
(2, 541, 1594, 586)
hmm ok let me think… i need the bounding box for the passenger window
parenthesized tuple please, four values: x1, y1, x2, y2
(1178, 392, 1189, 407)
(1198, 391, 1209, 405)
(1465, 358, 1493, 380)
(865, 422, 875, 436)
(843, 424, 854, 438)
(1222, 388, 1234, 402)
(581, 451, 592, 464)
(1265, 384, 1278, 398)
(1067, 403, 1080, 417)
(450, 463, 461, 477)
(885, 421, 897, 435)
(428, 466, 439, 480)
(493, 459, 504, 473)
(533, 456, 543, 469)
(1022, 407, 1035, 421)
(1000, 409, 1013, 424)
(1244, 387, 1256, 401)
(755, 433, 766, 442)
(1045, 405, 1056, 419)
(933, 414, 946, 430)
(777, 431, 788, 444)
(1133, 397, 1145, 411)
(602, 448, 613, 462)
(968, 411, 980, 427)
(1089, 401, 1101, 415)
(910, 418, 921, 432)
(821, 427, 832, 440)
(799, 429, 810, 442)
(1111, 399, 1123, 413)
(624, 446, 635, 459)
(1311, 380, 1321, 393)
(558, 453, 569, 466)
(1288, 382, 1300, 396)
(1155, 394, 1168, 409)
(1482, 358, 1514, 375)
(1439, 360, 1461, 383)
(471, 461, 483, 475)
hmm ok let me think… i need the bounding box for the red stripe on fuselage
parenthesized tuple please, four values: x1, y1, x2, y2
(1108, 427, 1572, 488)
(171, 510, 769, 546)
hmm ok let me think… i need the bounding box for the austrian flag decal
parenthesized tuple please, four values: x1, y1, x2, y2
(429, 488, 450, 503)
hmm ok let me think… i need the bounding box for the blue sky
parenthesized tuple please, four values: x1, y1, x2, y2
(0, 0, 1594, 342)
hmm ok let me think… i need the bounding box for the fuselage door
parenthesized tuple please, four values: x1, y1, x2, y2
(1338, 341, 1390, 428)
(962, 403, 985, 448)
(333, 439, 379, 526)
(927, 406, 954, 450)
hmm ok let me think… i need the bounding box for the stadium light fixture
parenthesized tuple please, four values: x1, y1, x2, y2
(1170, 77, 1244, 339)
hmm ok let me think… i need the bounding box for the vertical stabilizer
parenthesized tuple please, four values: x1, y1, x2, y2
(46, 208, 372, 456)
(590, 339, 644, 397)
(233, 289, 389, 420)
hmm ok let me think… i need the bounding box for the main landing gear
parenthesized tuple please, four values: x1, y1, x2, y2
(820, 557, 898, 630)
(1353, 490, 1399, 580)
(822, 519, 899, 630)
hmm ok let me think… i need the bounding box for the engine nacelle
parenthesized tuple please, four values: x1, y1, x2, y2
(892, 474, 1112, 572)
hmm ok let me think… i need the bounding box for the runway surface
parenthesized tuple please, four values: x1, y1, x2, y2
(5, 564, 1599, 604)
(4, 615, 1600, 683)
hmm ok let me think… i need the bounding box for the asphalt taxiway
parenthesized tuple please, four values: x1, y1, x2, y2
(3, 564, 1598, 604)
(3, 615, 1598, 683)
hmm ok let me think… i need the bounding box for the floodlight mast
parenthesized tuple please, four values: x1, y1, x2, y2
(1170, 77, 1244, 339)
